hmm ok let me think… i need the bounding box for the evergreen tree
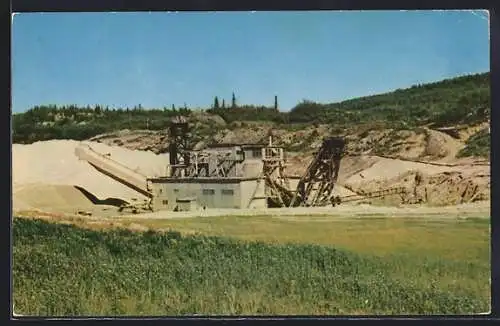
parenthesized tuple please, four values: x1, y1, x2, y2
(214, 96, 220, 109)
(232, 92, 236, 108)
(222, 99, 226, 109)
(274, 95, 279, 111)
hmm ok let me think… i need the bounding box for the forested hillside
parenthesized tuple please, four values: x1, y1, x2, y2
(12, 72, 490, 145)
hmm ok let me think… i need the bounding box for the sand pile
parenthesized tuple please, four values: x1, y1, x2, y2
(12, 140, 169, 211)
(346, 168, 490, 206)
(337, 155, 381, 183)
(13, 184, 99, 211)
(344, 156, 463, 185)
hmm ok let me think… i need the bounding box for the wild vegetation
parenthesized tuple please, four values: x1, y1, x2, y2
(457, 128, 490, 159)
(13, 217, 490, 316)
(12, 105, 192, 143)
(13, 73, 490, 149)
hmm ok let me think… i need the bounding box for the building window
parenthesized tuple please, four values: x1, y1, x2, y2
(174, 189, 179, 193)
(221, 189, 234, 196)
(252, 149, 262, 158)
(202, 189, 215, 195)
(162, 200, 168, 205)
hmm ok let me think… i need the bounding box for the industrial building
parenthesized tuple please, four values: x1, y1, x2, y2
(150, 141, 271, 211)
(149, 176, 266, 211)
(76, 116, 349, 213)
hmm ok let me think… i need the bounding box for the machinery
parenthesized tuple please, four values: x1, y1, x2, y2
(288, 137, 345, 207)
(74, 144, 154, 212)
(168, 117, 246, 178)
(76, 116, 411, 213)
(168, 115, 191, 178)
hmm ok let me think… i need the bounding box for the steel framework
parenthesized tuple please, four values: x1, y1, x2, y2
(261, 145, 294, 207)
(168, 116, 191, 177)
(289, 137, 346, 207)
(168, 117, 246, 178)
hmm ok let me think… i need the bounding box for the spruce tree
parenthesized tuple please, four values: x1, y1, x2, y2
(232, 92, 236, 108)
(274, 95, 278, 111)
(214, 96, 220, 109)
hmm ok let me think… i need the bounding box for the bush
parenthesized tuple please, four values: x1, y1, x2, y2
(457, 128, 490, 158)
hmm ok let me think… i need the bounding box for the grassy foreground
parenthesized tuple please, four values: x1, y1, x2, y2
(12, 216, 490, 316)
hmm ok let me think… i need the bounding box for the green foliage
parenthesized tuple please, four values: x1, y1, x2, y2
(12, 105, 192, 144)
(457, 128, 490, 158)
(11, 73, 490, 144)
(289, 100, 327, 123)
(213, 96, 220, 109)
(288, 73, 490, 127)
(13, 217, 489, 316)
(207, 105, 286, 124)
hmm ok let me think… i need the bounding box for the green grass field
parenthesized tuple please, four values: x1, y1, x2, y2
(12, 216, 490, 316)
(119, 215, 490, 260)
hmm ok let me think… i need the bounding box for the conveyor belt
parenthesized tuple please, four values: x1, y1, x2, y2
(75, 144, 153, 199)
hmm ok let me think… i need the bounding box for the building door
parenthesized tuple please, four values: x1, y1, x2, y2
(221, 188, 236, 208)
(201, 188, 216, 208)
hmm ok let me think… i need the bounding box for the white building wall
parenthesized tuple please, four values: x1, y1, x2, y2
(240, 179, 267, 209)
(151, 181, 243, 210)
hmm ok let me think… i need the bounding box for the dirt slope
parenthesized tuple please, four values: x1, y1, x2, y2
(422, 128, 465, 162)
(86, 121, 489, 164)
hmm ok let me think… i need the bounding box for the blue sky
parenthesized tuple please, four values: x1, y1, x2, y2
(12, 10, 489, 113)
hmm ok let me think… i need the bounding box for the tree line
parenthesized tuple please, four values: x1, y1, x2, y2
(12, 104, 192, 143)
(12, 72, 490, 144)
(211, 92, 279, 111)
